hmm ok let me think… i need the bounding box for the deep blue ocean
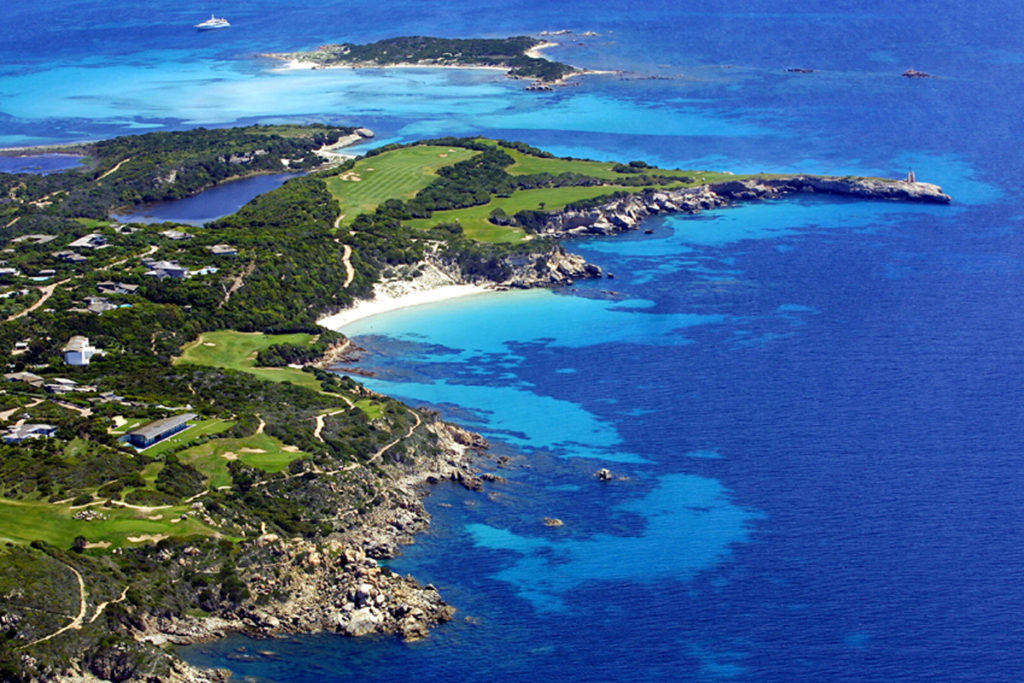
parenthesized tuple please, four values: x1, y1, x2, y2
(5, 2, 1024, 680)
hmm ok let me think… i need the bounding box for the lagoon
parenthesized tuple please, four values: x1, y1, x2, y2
(0, 153, 85, 175)
(111, 173, 297, 225)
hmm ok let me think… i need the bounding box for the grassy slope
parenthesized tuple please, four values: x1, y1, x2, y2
(406, 184, 643, 241)
(142, 418, 235, 457)
(323, 140, 768, 242)
(178, 433, 305, 489)
(175, 329, 386, 418)
(325, 145, 476, 224)
(175, 330, 322, 391)
(0, 496, 219, 546)
(0, 419, 297, 548)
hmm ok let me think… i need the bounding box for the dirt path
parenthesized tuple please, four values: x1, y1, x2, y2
(0, 398, 43, 422)
(183, 489, 211, 504)
(21, 562, 87, 647)
(367, 409, 422, 465)
(101, 244, 158, 272)
(341, 244, 355, 288)
(313, 408, 347, 443)
(220, 261, 256, 307)
(54, 400, 93, 417)
(88, 584, 130, 624)
(6, 278, 71, 322)
(96, 157, 131, 181)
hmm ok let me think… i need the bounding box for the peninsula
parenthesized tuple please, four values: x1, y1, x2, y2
(266, 35, 582, 84)
(0, 126, 949, 681)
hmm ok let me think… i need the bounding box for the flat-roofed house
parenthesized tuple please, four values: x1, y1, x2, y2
(44, 377, 79, 394)
(4, 371, 44, 387)
(123, 412, 198, 448)
(53, 250, 88, 264)
(68, 234, 107, 250)
(84, 296, 118, 314)
(144, 261, 190, 280)
(3, 423, 57, 443)
(160, 229, 193, 241)
(97, 281, 139, 296)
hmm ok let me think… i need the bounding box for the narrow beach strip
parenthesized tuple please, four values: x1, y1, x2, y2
(270, 58, 508, 74)
(318, 283, 491, 331)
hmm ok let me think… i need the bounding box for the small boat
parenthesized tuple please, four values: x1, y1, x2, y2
(195, 15, 230, 30)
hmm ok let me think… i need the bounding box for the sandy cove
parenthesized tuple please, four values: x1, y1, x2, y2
(318, 261, 495, 331)
(319, 283, 491, 330)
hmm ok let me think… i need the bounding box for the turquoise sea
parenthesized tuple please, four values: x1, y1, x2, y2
(6, 1, 1024, 680)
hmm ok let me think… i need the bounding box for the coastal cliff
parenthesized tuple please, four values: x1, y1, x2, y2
(532, 176, 951, 237)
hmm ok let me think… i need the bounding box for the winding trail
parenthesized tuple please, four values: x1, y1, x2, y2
(368, 409, 422, 465)
(341, 244, 355, 288)
(101, 244, 158, 272)
(54, 400, 92, 417)
(313, 408, 347, 443)
(96, 157, 131, 181)
(88, 584, 130, 624)
(5, 278, 71, 322)
(21, 562, 87, 648)
(0, 398, 43, 422)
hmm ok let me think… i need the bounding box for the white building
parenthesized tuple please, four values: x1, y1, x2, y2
(62, 335, 100, 366)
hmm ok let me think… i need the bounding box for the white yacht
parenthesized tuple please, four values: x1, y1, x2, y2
(195, 15, 230, 30)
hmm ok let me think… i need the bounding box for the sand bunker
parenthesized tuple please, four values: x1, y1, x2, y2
(127, 534, 168, 543)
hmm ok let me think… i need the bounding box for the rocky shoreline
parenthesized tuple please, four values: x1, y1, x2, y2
(531, 175, 951, 238)
(108, 417, 490, 682)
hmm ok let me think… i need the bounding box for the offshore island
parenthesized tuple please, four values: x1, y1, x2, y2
(264, 35, 596, 87)
(0, 124, 949, 681)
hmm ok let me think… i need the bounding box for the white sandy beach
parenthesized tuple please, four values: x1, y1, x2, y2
(271, 57, 508, 74)
(524, 41, 558, 59)
(318, 283, 491, 331)
(318, 260, 496, 330)
(267, 52, 619, 89)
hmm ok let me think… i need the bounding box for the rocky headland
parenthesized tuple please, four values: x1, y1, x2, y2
(530, 176, 951, 238)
